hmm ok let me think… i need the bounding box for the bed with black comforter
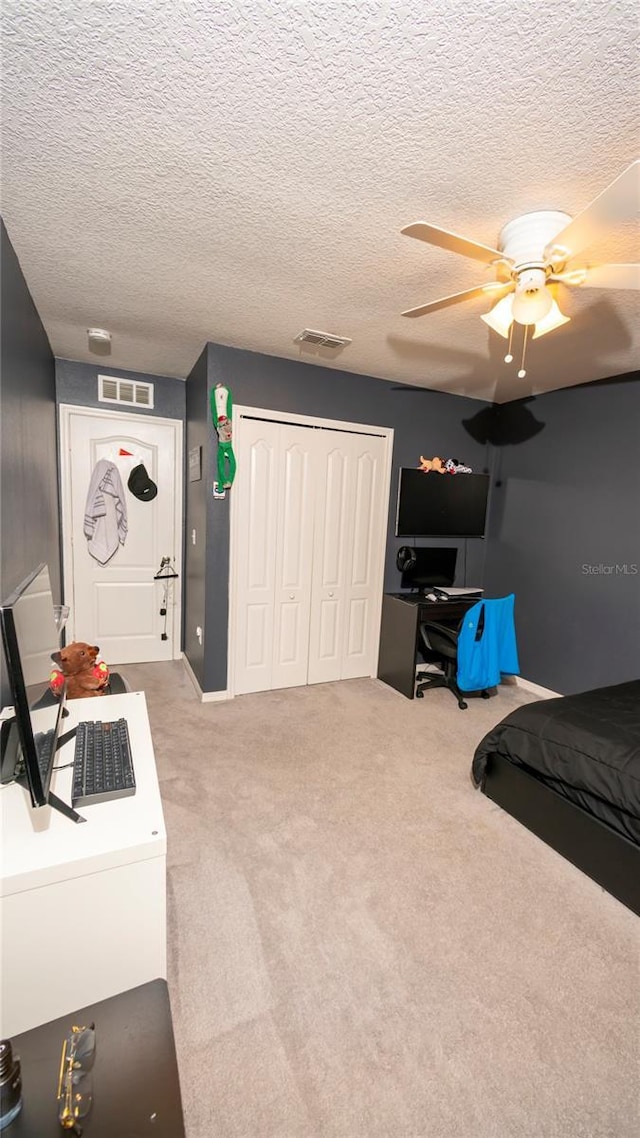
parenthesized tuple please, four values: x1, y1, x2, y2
(473, 680, 640, 851)
(469, 678, 637, 910)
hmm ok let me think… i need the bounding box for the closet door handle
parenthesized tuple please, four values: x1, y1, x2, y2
(289, 594, 295, 600)
(328, 591, 334, 597)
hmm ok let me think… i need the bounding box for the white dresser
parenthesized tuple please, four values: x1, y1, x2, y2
(0, 690, 167, 1036)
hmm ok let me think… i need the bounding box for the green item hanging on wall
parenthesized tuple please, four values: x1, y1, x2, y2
(210, 383, 237, 488)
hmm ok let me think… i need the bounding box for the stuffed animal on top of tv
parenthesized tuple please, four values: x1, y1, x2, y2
(418, 455, 473, 474)
(50, 642, 110, 699)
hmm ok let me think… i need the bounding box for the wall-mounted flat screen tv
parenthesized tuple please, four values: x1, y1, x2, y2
(396, 469, 490, 538)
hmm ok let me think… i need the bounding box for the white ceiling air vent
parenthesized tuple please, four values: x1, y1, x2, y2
(98, 375, 154, 409)
(294, 328, 352, 350)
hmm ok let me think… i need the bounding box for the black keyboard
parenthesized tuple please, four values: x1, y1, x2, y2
(72, 719, 136, 807)
(35, 729, 55, 783)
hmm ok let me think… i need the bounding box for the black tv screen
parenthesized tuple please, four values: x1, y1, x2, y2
(396, 469, 489, 538)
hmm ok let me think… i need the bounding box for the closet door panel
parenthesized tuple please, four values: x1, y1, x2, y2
(272, 427, 315, 689)
(319, 449, 349, 587)
(351, 452, 377, 586)
(234, 421, 280, 694)
(246, 605, 270, 667)
(341, 439, 386, 679)
(307, 442, 353, 684)
(233, 411, 390, 695)
(318, 598, 340, 657)
(345, 597, 368, 657)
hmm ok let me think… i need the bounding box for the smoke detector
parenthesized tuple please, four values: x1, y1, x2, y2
(294, 328, 352, 350)
(87, 328, 112, 354)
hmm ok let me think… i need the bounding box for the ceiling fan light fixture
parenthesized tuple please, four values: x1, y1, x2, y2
(511, 269, 554, 324)
(480, 294, 514, 338)
(512, 288, 553, 324)
(531, 298, 571, 339)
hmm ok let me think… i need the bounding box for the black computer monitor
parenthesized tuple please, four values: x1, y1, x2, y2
(401, 547, 458, 591)
(0, 564, 66, 807)
(396, 469, 490, 538)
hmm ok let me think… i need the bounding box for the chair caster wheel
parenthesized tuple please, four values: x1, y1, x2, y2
(416, 690, 424, 699)
(481, 691, 490, 700)
(459, 700, 468, 710)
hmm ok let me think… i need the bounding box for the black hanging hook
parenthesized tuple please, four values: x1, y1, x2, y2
(154, 556, 179, 580)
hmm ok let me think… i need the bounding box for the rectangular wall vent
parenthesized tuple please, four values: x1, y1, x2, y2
(98, 375, 154, 409)
(294, 328, 352, 350)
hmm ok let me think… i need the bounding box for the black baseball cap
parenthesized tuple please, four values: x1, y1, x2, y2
(128, 463, 158, 501)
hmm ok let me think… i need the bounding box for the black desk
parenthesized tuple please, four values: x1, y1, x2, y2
(377, 592, 479, 699)
(8, 980, 185, 1137)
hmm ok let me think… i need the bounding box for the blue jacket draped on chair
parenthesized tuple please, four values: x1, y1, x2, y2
(456, 594, 519, 692)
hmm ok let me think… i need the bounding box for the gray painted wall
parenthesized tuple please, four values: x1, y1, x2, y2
(188, 342, 491, 692)
(484, 372, 640, 694)
(56, 358, 186, 421)
(184, 346, 208, 686)
(1, 220, 60, 705)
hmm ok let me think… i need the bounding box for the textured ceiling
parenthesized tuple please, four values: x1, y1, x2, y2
(2, 0, 639, 402)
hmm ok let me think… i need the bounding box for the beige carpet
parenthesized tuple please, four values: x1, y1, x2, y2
(122, 662, 639, 1138)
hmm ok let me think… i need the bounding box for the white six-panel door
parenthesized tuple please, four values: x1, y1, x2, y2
(60, 406, 183, 665)
(233, 411, 391, 696)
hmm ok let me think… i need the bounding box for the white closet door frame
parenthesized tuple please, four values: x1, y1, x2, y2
(228, 405, 393, 698)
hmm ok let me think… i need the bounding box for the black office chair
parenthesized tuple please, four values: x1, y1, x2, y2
(415, 612, 491, 710)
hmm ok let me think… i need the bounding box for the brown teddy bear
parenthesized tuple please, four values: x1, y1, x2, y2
(50, 642, 110, 699)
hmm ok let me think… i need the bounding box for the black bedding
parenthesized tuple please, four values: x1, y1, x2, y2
(473, 680, 640, 844)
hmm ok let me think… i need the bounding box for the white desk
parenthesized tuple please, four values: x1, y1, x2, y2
(0, 691, 167, 1037)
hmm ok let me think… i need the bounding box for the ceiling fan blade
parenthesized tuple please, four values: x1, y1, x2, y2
(401, 282, 512, 319)
(544, 160, 640, 262)
(580, 263, 640, 290)
(401, 222, 511, 266)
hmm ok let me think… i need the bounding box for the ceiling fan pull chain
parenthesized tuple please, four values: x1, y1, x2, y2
(504, 322, 514, 364)
(518, 325, 529, 379)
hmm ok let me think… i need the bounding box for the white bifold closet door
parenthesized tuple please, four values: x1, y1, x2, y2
(235, 419, 316, 694)
(307, 432, 386, 684)
(234, 417, 387, 696)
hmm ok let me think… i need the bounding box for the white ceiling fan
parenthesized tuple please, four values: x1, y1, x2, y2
(401, 160, 640, 376)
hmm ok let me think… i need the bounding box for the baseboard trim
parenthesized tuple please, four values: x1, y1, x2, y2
(182, 654, 233, 703)
(515, 676, 561, 699)
(181, 657, 558, 703)
(200, 689, 233, 702)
